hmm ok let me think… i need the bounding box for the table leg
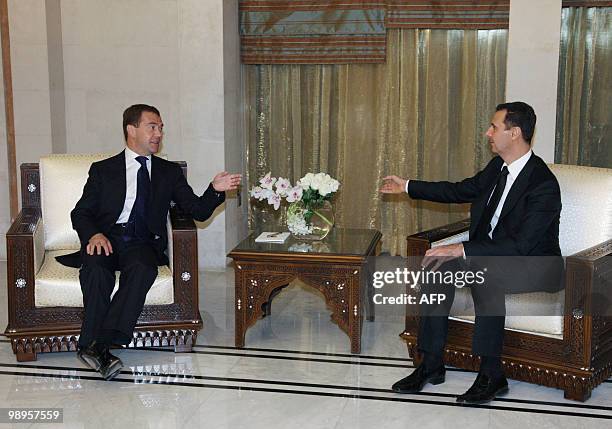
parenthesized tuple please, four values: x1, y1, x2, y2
(235, 270, 246, 348)
(364, 257, 376, 322)
(350, 276, 362, 354)
(350, 323, 361, 354)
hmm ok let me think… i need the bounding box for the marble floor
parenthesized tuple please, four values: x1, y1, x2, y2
(0, 259, 610, 428)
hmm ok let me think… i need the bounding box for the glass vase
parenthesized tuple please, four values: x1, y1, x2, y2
(287, 200, 334, 241)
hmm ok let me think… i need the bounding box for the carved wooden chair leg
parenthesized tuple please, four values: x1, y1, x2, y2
(172, 330, 196, 353)
(174, 343, 193, 353)
(15, 341, 37, 362)
(564, 385, 592, 402)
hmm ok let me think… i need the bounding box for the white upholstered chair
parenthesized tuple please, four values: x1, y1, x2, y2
(5, 154, 202, 361)
(402, 163, 612, 401)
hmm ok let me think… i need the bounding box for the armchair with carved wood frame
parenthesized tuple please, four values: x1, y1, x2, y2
(5, 154, 202, 362)
(401, 164, 612, 401)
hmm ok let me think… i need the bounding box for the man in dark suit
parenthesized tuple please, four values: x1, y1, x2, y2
(381, 101, 563, 404)
(59, 104, 241, 380)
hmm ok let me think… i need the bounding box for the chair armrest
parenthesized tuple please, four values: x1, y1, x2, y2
(167, 207, 197, 272)
(169, 207, 197, 231)
(6, 208, 41, 237)
(564, 238, 612, 318)
(168, 207, 199, 318)
(6, 209, 41, 331)
(566, 239, 612, 264)
(406, 218, 470, 256)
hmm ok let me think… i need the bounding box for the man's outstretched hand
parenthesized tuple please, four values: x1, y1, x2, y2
(380, 175, 408, 194)
(212, 172, 242, 192)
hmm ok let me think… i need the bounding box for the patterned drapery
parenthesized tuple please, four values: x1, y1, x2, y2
(386, 0, 509, 29)
(240, 1, 610, 64)
(240, 1, 387, 64)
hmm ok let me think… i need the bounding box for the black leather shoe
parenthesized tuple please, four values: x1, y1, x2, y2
(76, 341, 104, 371)
(391, 364, 446, 394)
(456, 373, 509, 404)
(99, 348, 123, 381)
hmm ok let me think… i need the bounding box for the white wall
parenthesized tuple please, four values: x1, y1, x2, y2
(1, 0, 245, 268)
(9, 0, 53, 176)
(0, 0, 54, 260)
(506, 0, 562, 162)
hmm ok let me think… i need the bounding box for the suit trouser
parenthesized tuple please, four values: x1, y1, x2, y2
(78, 227, 158, 348)
(417, 259, 506, 358)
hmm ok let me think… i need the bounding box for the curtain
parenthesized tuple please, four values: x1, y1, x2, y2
(555, 7, 612, 168)
(240, 1, 387, 64)
(244, 28, 507, 256)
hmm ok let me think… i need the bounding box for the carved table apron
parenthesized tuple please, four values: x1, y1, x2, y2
(228, 229, 382, 354)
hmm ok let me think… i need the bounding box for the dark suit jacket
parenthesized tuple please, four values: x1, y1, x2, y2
(408, 153, 563, 293)
(58, 151, 225, 268)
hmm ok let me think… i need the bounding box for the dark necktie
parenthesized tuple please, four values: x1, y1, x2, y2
(127, 156, 151, 240)
(476, 166, 509, 239)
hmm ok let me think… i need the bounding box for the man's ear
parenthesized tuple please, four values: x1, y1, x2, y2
(127, 124, 137, 138)
(511, 126, 522, 141)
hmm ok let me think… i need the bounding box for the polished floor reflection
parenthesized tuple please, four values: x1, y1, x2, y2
(0, 260, 610, 428)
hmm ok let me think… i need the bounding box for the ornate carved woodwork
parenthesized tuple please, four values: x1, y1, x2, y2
(229, 230, 382, 354)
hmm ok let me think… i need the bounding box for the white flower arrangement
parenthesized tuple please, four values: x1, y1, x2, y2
(250, 172, 340, 236)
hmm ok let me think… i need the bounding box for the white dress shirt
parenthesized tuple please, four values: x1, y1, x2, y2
(116, 147, 152, 223)
(487, 150, 532, 237)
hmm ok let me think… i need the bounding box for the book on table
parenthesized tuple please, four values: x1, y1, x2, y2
(254, 232, 290, 243)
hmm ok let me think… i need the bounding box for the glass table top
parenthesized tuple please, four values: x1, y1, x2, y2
(229, 228, 381, 258)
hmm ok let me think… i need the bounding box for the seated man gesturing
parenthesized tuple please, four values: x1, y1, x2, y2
(59, 104, 241, 380)
(381, 102, 563, 404)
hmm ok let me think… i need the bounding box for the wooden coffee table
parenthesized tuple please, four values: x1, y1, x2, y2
(228, 228, 381, 354)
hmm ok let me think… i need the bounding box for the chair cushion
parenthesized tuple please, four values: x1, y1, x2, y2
(549, 164, 612, 256)
(35, 250, 174, 307)
(449, 287, 564, 338)
(39, 153, 170, 251)
(40, 154, 115, 250)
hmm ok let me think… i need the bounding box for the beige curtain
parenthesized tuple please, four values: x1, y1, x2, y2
(556, 7, 611, 168)
(244, 29, 507, 256)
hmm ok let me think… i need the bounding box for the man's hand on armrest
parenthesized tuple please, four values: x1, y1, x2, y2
(87, 233, 113, 256)
(380, 175, 408, 194)
(422, 243, 464, 271)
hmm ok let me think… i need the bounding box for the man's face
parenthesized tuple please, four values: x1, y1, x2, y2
(485, 109, 513, 155)
(126, 111, 164, 156)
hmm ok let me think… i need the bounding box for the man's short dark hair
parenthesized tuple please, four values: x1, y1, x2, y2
(122, 104, 160, 141)
(495, 101, 536, 144)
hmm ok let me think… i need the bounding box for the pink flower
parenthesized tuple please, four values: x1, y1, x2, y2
(259, 172, 276, 190)
(250, 186, 265, 201)
(267, 193, 281, 210)
(275, 177, 291, 196)
(286, 186, 303, 203)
